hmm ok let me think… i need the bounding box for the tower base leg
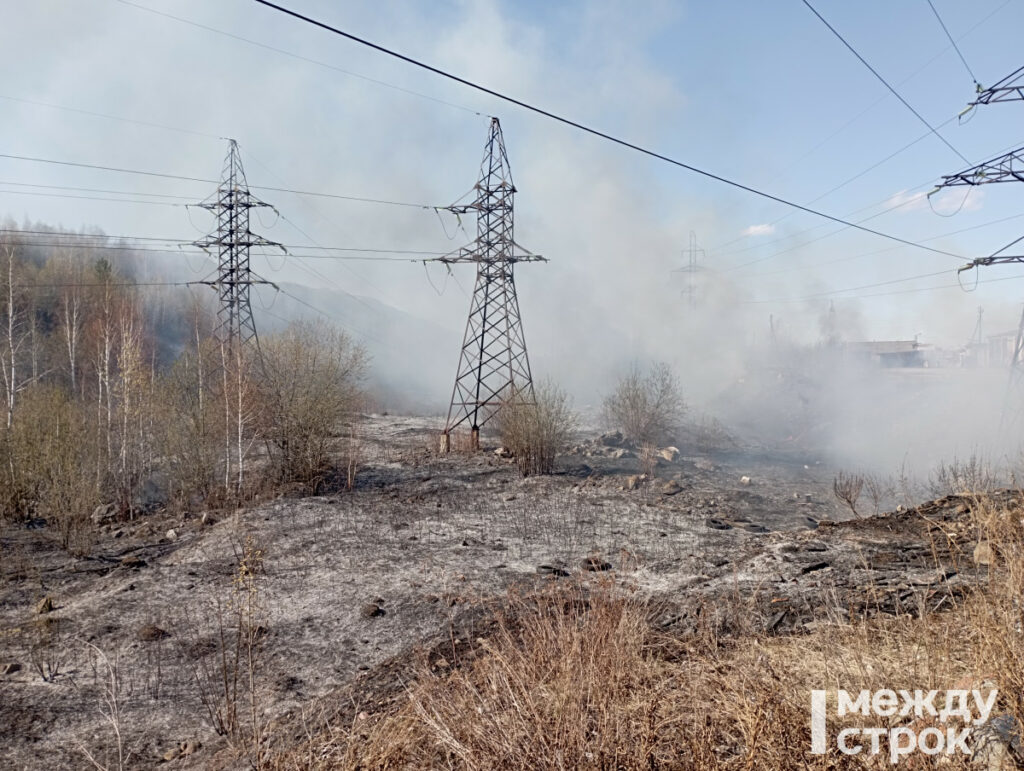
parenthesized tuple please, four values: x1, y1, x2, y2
(470, 427, 480, 451)
(440, 432, 451, 454)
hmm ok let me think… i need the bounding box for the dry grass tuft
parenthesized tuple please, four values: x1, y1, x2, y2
(272, 493, 1024, 769)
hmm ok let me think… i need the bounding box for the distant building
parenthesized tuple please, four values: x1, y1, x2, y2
(840, 340, 926, 368)
(987, 330, 1019, 368)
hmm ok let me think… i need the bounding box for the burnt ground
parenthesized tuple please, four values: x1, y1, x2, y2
(0, 415, 998, 769)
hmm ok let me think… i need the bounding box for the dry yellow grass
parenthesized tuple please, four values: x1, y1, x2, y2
(272, 494, 1024, 770)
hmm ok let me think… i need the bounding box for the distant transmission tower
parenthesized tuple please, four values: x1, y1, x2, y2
(673, 231, 705, 308)
(436, 118, 546, 452)
(193, 139, 283, 350)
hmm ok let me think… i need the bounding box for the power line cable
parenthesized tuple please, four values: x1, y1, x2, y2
(0, 93, 219, 139)
(925, 0, 979, 86)
(113, 0, 483, 117)
(745, 231, 1024, 304)
(249, 0, 967, 262)
(238, 146, 394, 299)
(12, 280, 196, 289)
(0, 152, 436, 208)
(713, 117, 958, 259)
(721, 189, 963, 274)
(744, 268, 953, 304)
(0, 180, 194, 199)
(716, 128, 1024, 269)
(275, 286, 386, 345)
(709, 0, 1011, 257)
(0, 188, 185, 206)
(801, 0, 970, 165)
(743, 270, 1024, 304)
(745, 208, 1024, 280)
(0, 229, 451, 258)
(0, 240, 433, 261)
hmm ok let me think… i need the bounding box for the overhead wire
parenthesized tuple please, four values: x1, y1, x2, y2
(113, 0, 484, 117)
(249, 0, 968, 263)
(743, 270, 1024, 304)
(801, 0, 970, 165)
(0, 239, 440, 261)
(0, 180, 194, 200)
(0, 188, 186, 206)
(715, 128, 1024, 271)
(925, 0, 979, 87)
(746, 230, 1024, 305)
(275, 286, 386, 346)
(0, 228, 450, 256)
(708, 0, 1011, 257)
(0, 152, 437, 209)
(0, 93, 219, 139)
(238, 146, 394, 299)
(746, 208, 1024, 280)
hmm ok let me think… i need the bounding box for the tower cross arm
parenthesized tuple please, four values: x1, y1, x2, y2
(959, 254, 1024, 272)
(427, 252, 546, 265)
(970, 65, 1024, 106)
(934, 145, 1024, 190)
(191, 233, 287, 252)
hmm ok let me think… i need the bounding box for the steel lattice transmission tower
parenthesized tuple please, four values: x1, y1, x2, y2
(437, 118, 545, 452)
(673, 231, 705, 309)
(934, 68, 1024, 428)
(193, 139, 283, 350)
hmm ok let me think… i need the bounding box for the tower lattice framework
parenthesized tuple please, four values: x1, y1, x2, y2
(438, 118, 545, 451)
(193, 139, 282, 350)
(935, 67, 1024, 433)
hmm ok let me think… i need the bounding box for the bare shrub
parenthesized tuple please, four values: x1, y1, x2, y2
(154, 341, 222, 506)
(495, 381, 574, 476)
(256, 320, 367, 490)
(2, 385, 98, 548)
(603, 362, 685, 447)
(832, 471, 864, 518)
(863, 473, 895, 515)
(929, 453, 996, 497)
(29, 616, 65, 682)
(638, 443, 658, 478)
(691, 413, 737, 454)
(78, 642, 131, 771)
(179, 536, 267, 766)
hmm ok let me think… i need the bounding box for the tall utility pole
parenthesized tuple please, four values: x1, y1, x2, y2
(673, 231, 705, 308)
(193, 139, 283, 350)
(436, 117, 546, 452)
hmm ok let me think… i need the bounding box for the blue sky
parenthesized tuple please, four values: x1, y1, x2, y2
(4, 0, 1024, 369)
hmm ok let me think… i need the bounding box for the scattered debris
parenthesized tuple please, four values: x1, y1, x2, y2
(624, 474, 647, 491)
(90, 503, 116, 526)
(360, 602, 385, 619)
(661, 480, 683, 496)
(536, 564, 571, 577)
(974, 540, 994, 566)
(599, 431, 623, 447)
(580, 556, 613, 572)
(137, 624, 170, 642)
